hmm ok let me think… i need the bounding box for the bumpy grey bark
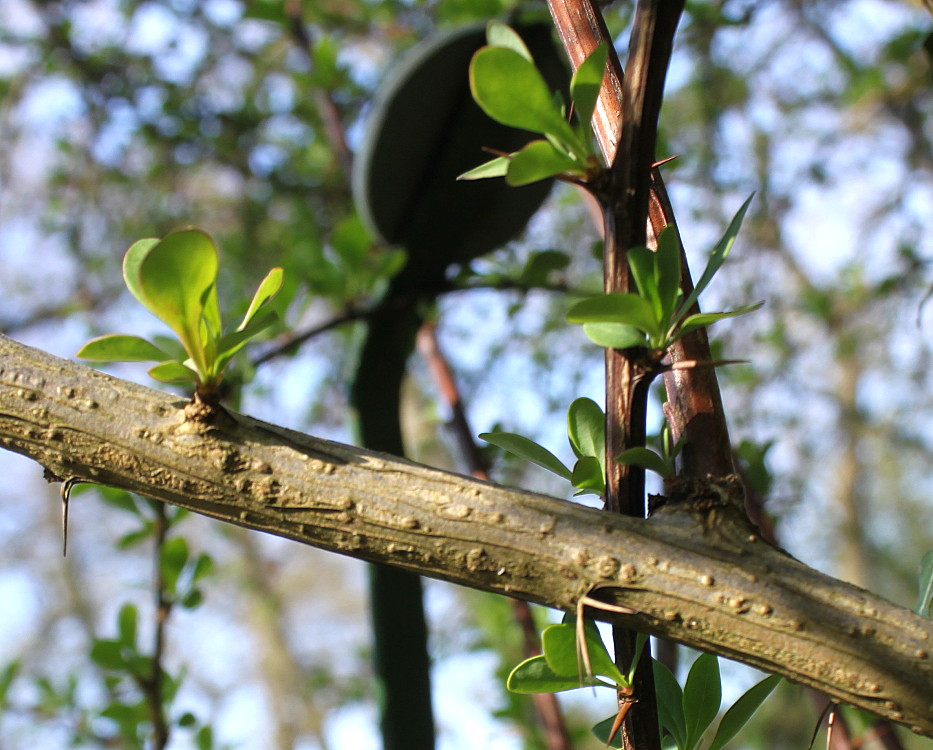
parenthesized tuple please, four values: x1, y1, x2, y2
(1, 334, 931, 734)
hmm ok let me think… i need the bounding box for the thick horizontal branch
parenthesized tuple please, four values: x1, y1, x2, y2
(0, 335, 931, 734)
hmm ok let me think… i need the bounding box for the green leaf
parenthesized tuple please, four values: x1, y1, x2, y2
(591, 714, 626, 748)
(683, 653, 722, 750)
(571, 456, 604, 495)
(470, 47, 578, 149)
(507, 655, 589, 693)
(485, 21, 533, 61)
(160, 536, 189, 595)
(520, 250, 570, 287)
(122, 238, 160, 309)
(506, 140, 582, 186)
(915, 549, 933, 617)
(77, 334, 173, 363)
(215, 310, 278, 371)
(616, 447, 672, 478)
(458, 156, 510, 181)
(135, 229, 219, 373)
(707, 674, 781, 750)
(148, 361, 199, 384)
(653, 659, 687, 749)
(90, 639, 127, 671)
(567, 293, 658, 335)
(570, 42, 608, 129)
(674, 302, 765, 341)
(196, 725, 214, 750)
(677, 194, 754, 322)
(479, 432, 572, 480)
(117, 604, 138, 649)
(567, 397, 605, 485)
(626, 632, 649, 684)
(656, 226, 684, 325)
(582, 322, 647, 349)
(542, 622, 627, 686)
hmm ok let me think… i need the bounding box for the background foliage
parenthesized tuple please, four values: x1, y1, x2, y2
(1, 0, 933, 747)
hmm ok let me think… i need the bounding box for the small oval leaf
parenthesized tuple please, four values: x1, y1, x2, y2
(479, 432, 572, 480)
(77, 334, 171, 363)
(582, 322, 647, 350)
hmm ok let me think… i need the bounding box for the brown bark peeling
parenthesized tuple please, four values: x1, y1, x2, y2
(0, 335, 931, 734)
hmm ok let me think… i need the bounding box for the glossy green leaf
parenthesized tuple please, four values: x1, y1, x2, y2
(542, 622, 627, 686)
(506, 140, 581, 186)
(651, 659, 687, 747)
(568, 397, 605, 484)
(677, 194, 754, 322)
(122, 238, 160, 309)
(485, 20, 533, 61)
(507, 655, 589, 693)
(458, 156, 510, 181)
(571, 456, 604, 495)
(627, 246, 662, 320)
(470, 47, 577, 147)
(683, 653, 721, 750)
(656, 226, 684, 325)
(148, 361, 199, 384)
(570, 42, 608, 130)
(616, 447, 672, 478)
(567, 293, 658, 335)
(117, 604, 137, 649)
(136, 229, 219, 371)
(915, 549, 933, 617)
(479, 432, 572, 480)
(707, 674, 781, 750)
(216, 310, 278, 371)
(77, 334, 172, 363)
(582, 322, 647, 349)
(591, 714, 626, 748)
(673, 302, 764, 341)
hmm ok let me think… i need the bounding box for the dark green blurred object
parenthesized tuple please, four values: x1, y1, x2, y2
(351, 21, 568, 750)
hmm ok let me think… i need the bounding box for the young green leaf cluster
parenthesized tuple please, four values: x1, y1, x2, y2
(567, 197, 762, 354)
(507, 618, 643, 694)
(459, 21, 607, 186)
(77, 229, 283, 398)
(637, 655, 780, 750)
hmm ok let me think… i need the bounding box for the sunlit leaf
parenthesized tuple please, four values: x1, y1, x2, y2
(683, 653, 721, 750)
(122, 238, 160, 309)
(707, 674, 781, 750)
(136, 229, 219, 372)
(485, 20, 533, 61)
(567, 293, 658, 334)
(77, 334, 172, 363)
(458, 156, 510, 181)
(479, 432, 572, 480)
(542, 622, 626, 686)
(652, 660, 687, 750)
(582, 322, 647, 349)
(148, 361, 199, 384)
(506, 140, 581, 186)
(673, 302, 764, 342)
(616, 447, 671, 478)
(677, 194, 754, 322)
(239, 268, 284, 331)
(215, 310, 278, 371)
(507, 655, 586, 693)
(470, 47, 578, 148)
(567, 397, 605, 474)
(570, 42, 608, 130)
(656, 226, 684, 325)
(571, 456, 604, 495)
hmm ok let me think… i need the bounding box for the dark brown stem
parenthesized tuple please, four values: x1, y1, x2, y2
(145, 500, 171, 749)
